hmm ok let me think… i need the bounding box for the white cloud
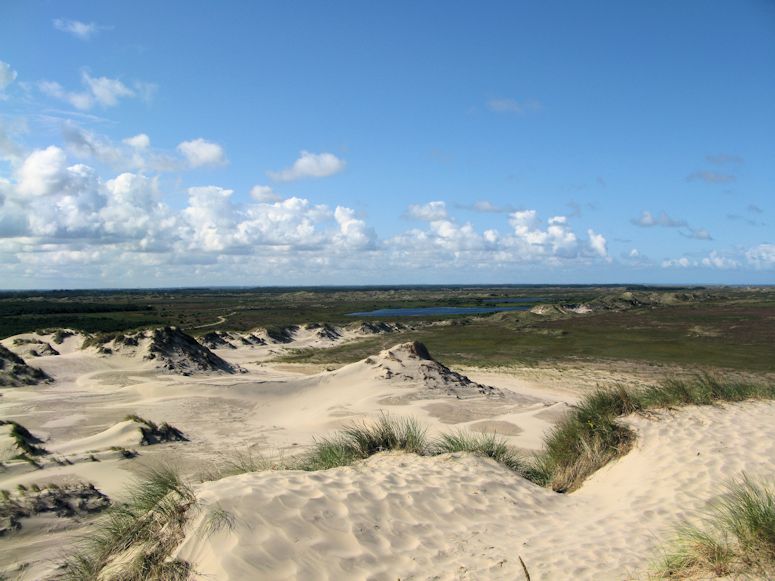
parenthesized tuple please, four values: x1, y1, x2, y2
(334, 206, 376, 249)
(268, 150, 345, 181)
(631, 210, 687, 228)
(250, 185, 281, 203)
(406, 201, 448, 221)
(53, 19, 103, 40)
(701, 251, 738, 269)
(681, 227, 713, 241)
(39, 71, 148, 110)
(177, 138, 227, 168)
(61, 124, 184, 173)
(746, 244, 775, 269)
(83, 73, 133, 107)
(123, 134, 150, 149)
(15, 146, 68, 197)
(633, 210, 712, 241)
(587, 229, 608, 258)
(661, 257, 692, 268)
(486, 98, 542, 114)
(0, 61, 18, 97)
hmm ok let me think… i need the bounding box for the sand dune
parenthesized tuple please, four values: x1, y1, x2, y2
(2, 324, 771, 580)
(177, 401, 775, 580)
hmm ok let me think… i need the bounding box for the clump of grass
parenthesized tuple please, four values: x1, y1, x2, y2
(299, 413, 427, 471)
(533, 388, 637, 492)
(0, 420, 48, 457)
(433, 430, 526, 472)
(124, 415, 187, 445)
(532, 375, 774, 492)
(656, 474, 775, 578)
(202, 505, 236, 538)
(198, 449, 280, 482)
(61, 465, 195, 580)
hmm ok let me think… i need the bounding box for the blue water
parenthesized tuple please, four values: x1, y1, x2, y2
(347, 305, 532, 317)
(482, 297, 544, 303)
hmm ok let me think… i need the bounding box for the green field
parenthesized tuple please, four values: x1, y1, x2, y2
(2, 286, 773, 373)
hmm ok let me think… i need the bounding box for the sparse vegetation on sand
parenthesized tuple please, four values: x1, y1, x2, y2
(61, 466, 195, 581)
(1, 481, 110, 536)
(124, 415, 188, 445)
(298, 413, 427, 471)
(431, 430, 527, 473)
(533, 375, 775, 492)
(655, 474, 775, 579)
(199, 376, 774, 495)
(0, 420, 48, 458)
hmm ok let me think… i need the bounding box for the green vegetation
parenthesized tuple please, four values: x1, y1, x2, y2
(62, 466, 194, 581)
(431, 430, 527, 472)
(533, 376, 775, 492)
(3, 286, 773, 372)
(656, 475, 775, 579)
(198, 450, 276, 482)
(257, 377, 774, 495)
(298, 413, 427, 471)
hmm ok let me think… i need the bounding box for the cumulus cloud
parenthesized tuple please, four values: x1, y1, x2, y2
(406, 201, 448, 221)
(686, 170, 736, 184)
(746, 244, 775, 269)
(0, 61, 18, 98)
(486, 98, 542, 114)
(631, 210, 687, 228)
(0, 147, 641, 285)
(38, 71, 153, 110)
(587, 229, 608, 258)
(661, 257, 692, 268)
(659, 244, 775, 271)
(177, 138, 227, 168)
(249, 185, 281, 203)
(62, 124, 178, 172)
(268, 151, 345, 181)
(15, 146, 69, 197)
(53, 19, 106, 40)
(680, 227, 713, 241)
(123, 134, 150, 149)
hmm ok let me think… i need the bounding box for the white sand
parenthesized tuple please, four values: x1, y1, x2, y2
(177, 401, 775, 580)
(1, 327, 773, 579)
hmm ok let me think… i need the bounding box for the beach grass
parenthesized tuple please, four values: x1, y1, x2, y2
(61, 465, 195, 581)
(432, 430, 526, 472)
(655, 474, 775, 578)
(534, 375, 774, 492)
(299, 413, 427, 471)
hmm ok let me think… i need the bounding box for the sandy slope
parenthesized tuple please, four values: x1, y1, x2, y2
(2, 327, 772, 580)
(176, 401, 775, 580)
(0, 332, 559, 579)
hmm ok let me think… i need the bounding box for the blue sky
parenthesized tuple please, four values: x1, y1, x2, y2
(0, 1, 773, 288)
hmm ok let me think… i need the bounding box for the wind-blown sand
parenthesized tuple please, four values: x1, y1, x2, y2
(176, 401, 775, 580)
(1, 325, 772, 579)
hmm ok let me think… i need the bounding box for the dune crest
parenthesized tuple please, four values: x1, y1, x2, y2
(0, 345, 51, 387)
